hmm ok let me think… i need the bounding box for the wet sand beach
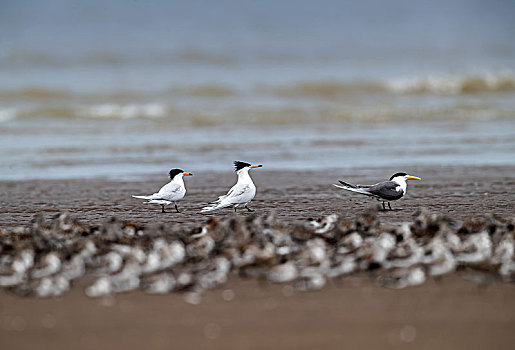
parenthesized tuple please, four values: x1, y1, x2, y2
(1, 165, 514, 349)
(1, 276, 514, 350)
(2, 165, 514, 229)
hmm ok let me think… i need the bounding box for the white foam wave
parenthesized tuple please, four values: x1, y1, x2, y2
(0, 108, 18, 122)
(387, 71, 515, 95)
(0, 103, 167, 123)
(264, 71, 515, 99)
(78, 103, 166, 119)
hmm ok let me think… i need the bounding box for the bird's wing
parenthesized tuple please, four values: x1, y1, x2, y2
(201, 183, 252, 212)
(133, 182, 181, 201)
(207, 183, 250, 204)
(338, 180, 371, 189)
(367, 181, 403, 200)
(225, 183, 251, 202)
(150, 182, 181, 199)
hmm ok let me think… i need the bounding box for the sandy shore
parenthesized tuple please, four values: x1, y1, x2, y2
(2, 165, 514, 229)
(1, 275, 514, 350)
(1, 165, 514, 349)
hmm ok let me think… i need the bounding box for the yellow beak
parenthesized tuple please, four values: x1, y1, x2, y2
(406, 175, 421, 180)
(250, 164, 263, 168)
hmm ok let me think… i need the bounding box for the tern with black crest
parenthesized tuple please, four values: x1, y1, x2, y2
(333, 172, 421, 210)
(201, 161, 262, 213)
(133, 168, 193, 213)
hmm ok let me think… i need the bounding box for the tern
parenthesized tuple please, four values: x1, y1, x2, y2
(201, 161, 262, 213)
(333, 172, 421, 210)
(132, 169, 193, 213)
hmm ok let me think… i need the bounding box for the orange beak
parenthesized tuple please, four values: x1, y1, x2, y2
(250, 164, 263, 168)
(405, 175, 421, 180)
(183, 172, 193, 176)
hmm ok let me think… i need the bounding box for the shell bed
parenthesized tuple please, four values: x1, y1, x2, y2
(0, 207, 513, 299)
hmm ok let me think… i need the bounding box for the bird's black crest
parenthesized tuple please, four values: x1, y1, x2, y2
(169, 168, 184, 179)
(234, 161, 251, 171)
(389, 172, 407, 180)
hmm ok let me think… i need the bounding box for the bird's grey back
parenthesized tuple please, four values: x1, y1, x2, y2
(367, 181, 404, 200)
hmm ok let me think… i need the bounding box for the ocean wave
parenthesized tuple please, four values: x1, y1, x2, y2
(0, 85, 236, 101)
(0, 88, 151, 102)
(1, 103, 512, 125)
(0, 103, 167, 121)
(0, 108, 17, 122)
(0, 88, 73, 101)
(1, 71, 513, 124)
(78, 103, 166, 119)
(2, 72, 513, 103)
(387, 71, 515, 95)
(266, 71, 515, 98)
(171, 84, 237, 97)
(263, 81, 384, 98)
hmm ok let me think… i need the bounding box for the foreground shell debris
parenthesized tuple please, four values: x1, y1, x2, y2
(0, 208, 513, 298)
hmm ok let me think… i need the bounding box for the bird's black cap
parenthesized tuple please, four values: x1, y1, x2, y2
(234, 161, 251, 171)
(169, 168, 185, 179)
(389, 172, 407, 180)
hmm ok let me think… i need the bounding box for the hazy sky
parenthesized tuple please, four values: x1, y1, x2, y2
(1, 0, 514, 59)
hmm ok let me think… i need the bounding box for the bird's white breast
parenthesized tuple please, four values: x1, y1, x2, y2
(394, 179, 407, 194)
(234, 170, 256, 203)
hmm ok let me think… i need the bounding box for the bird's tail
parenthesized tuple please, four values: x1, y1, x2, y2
(132, 195, 152, 200)
(337, 180, 358, 188)
(333, 180, 370, 195)
(200, 200, 231, 213)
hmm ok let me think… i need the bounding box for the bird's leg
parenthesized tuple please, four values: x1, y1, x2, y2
(388, 202, 392, 210)
(234, 206, 237, 213)
(175, 203, 180, 213)
(161, 204, 165, 213)
(382, 201, 386, 210)
(245, 204, 254, 212)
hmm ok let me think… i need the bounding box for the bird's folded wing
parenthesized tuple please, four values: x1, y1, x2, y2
(152, 183, 181, 199)
(225, 184, 250, 201)
(367, 181, 402, 199)
(338, 180, 370, 189)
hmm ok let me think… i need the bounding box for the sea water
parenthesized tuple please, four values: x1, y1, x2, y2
(0, 0, 514, 180)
